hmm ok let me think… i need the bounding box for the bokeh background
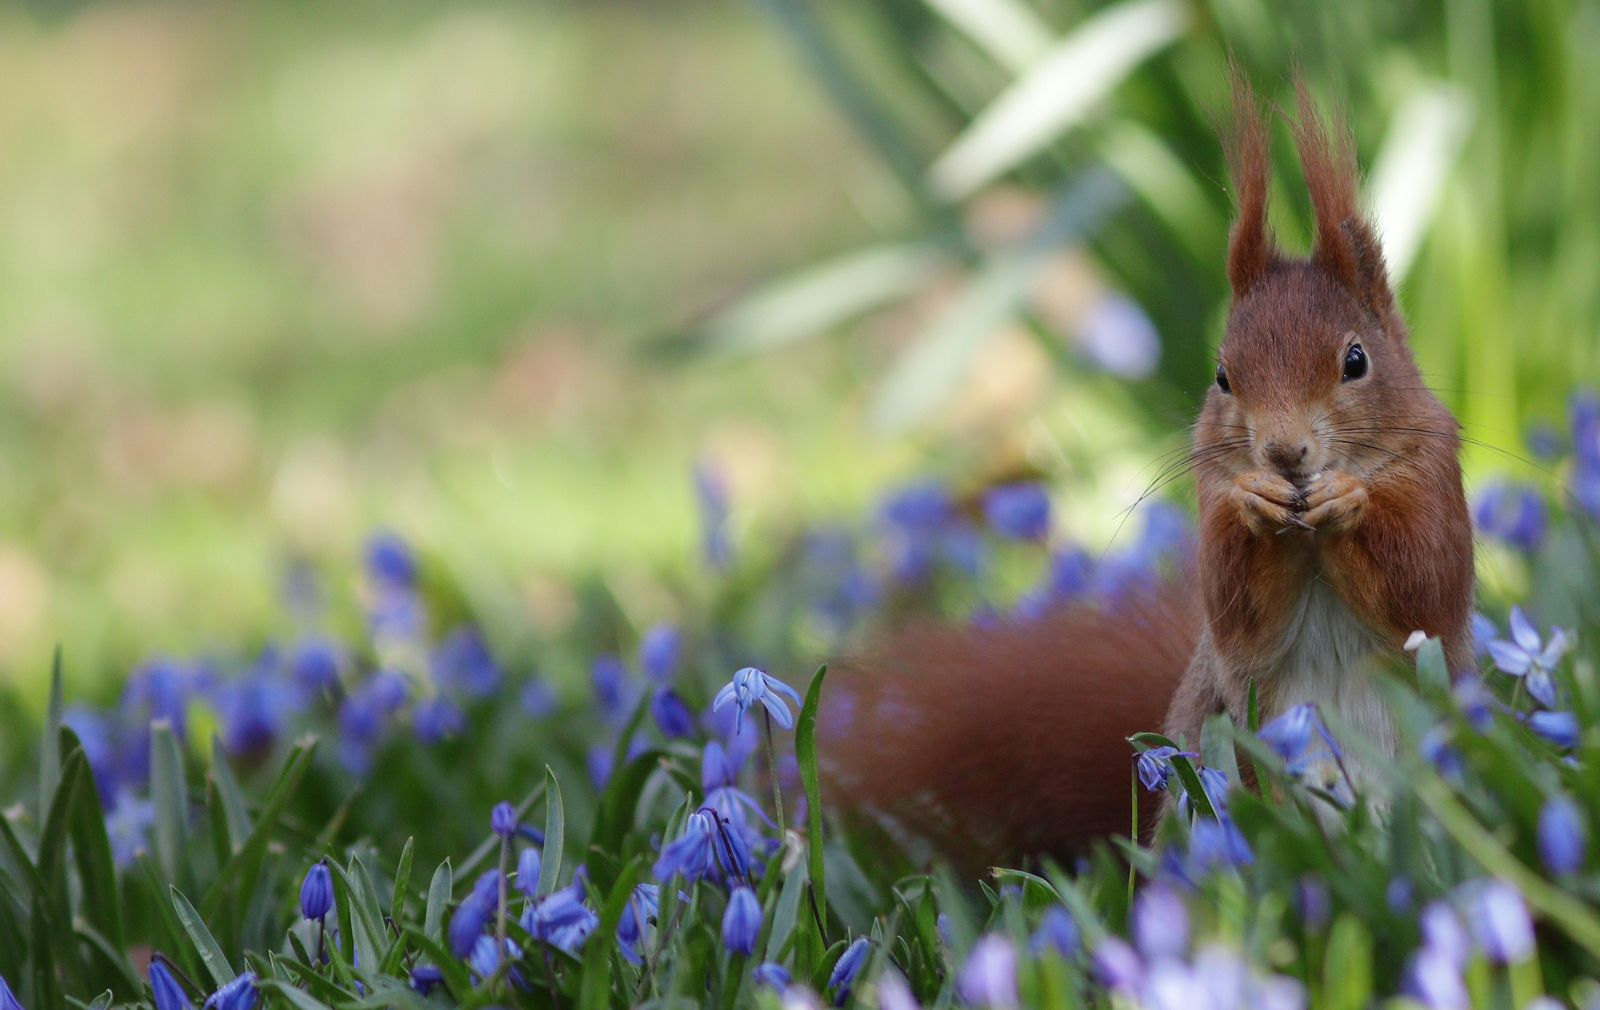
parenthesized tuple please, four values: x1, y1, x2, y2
(0, 0, 1591, 702)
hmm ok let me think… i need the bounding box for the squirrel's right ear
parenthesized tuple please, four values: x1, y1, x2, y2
(1223, 66, 1278, 299)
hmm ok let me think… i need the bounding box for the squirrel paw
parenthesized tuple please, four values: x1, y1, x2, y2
(1230, 470, 1310, 535)
(1300, 470, 1367, 532)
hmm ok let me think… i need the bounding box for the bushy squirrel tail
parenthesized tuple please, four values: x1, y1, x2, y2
(818, 573, 1200, 867)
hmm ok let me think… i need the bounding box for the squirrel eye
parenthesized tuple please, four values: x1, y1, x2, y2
(1215, 363, 1231, 394)
(1342, 344, 1368, 382)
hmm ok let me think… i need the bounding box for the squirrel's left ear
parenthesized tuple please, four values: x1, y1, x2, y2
(1291, 79, 1394, 319)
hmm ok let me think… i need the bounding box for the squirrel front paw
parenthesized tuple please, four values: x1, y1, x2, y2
(1300, 470, 1367, 532)
(1229, 470, 1312, 535)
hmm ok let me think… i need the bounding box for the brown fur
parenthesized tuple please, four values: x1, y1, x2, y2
(819, 577, 1198, 866)
(819, 75, 1476, 866)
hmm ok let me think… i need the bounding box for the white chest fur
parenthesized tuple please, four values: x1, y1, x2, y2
(1266, 578, 1396, 790)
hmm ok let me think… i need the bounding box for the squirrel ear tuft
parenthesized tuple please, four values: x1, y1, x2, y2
(1291, 77, 1394, 316)
(1222, 64, 1277, 298)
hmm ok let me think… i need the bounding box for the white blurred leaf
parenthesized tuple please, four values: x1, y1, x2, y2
(701, 243, 949, 355)
(1365, 83, 1473, 281)
(871, 168, 1126, 432)
(923, 0, 1054, 73)
(927, 0, 1187, 201)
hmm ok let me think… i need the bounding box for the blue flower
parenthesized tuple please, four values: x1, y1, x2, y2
(1402, 945, 1469, 1010)
(752, 962, 791, 990)
(1014, 547, 1093, 619)
(516, 847, 542, 896)
(1474, 482, 1547, 553)
(877, 969, 921, 1010)
(491, 801, 518, 838)
(958, 934, 1019, 1009)
(1452, 676, 1500, 730)
(300, 861, 333, 921)
(470, 869, 502, 909)
(1526, 709, 1580, 748)
(1258, 703, 1342, 769)
(1079, 292, 1160, 379)
(722, 885, 762, 955)
(714, 667, 802, 732)
(409, 965, 443, 995)
(587, 745, 614, 790)
(696, 462, 733, 570)
(413, 695, 464, 744)
(639, 623, 681, 683)
(523, 883, 598, 955)
(1538, 794, 1587, 875)
(653, 810, 718, 882)
(1470, 613, 1496, 657)
(1186, 815, 1253, 877)
(364, 530, 417, 590)
(150, 959, 192, 1010)
(1572, 391, 1600, 518)
(1132, 884, 1187, 960)
(1029, 907, 1079, 958)
(431, 627, 502, 699)
(288, 638, 342, 695)
(651, 687, 695, 740)
(202, 973, 257, 1010)
(617, 884, 659, 965)
(1459, 878, 1535, 963)
(1298, 874, 1331, 933)
(1179, 765, 1229, 818)
(1386, 876, 1414, 914)
(1093, 936, 1143, 992)
(982, 482, 1051, 541)
(1420, 727, 1463, 778)
(105, 792, 154, 868)
(592, 656, 631, 718)
(448, 892, 492, 957)
(828, 936, 870, 995)
(1135, 746, 1196, 792)
(1487, 607, 1569, 708)
(1420, 902, 1470, 968)
(520, 678, 557, 717)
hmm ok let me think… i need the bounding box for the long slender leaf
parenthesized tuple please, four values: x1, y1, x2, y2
(150, 720, 190, 888)
(39, 648, 62, 817)
(172, 886, 236, 987)
(424, 859, 451, 942)
(201, 738, 317, 919)
(536, 767, 564, 897)
(795, 664, 828, 935)
(61, 726, 126, 954)
(578, 854, 645, 1010)
(209, 738, 253, 853)
(927, 0, 1188, 200)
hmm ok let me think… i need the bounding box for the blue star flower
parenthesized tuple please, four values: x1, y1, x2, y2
(149, 960, 192, 1010)
(1135, 746, 1196, 792)
(1526, 710, 1580, 748)
(202, 973, 257, 1010)
(828, 936, 871, 996)
(722, 885, 762, 955)
(300, 861, 333, 921)
(1538, 793, 1586, 875)
(522, 883, 599, 955)
(714, 667, 803, 732)
(982, 482, 1051, 541)
(617, 883, 659, 965)
(752, 962, 792, 990)
(1487, 607, 1569, 708)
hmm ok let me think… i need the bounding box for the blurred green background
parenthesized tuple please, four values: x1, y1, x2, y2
(0, 0, 1592, 698)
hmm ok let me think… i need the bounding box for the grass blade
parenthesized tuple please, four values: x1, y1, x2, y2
(209, 737, 253, 852)
(796, 664, 828, 934)
(150, 720, 190, 888)
(536, 766, 565, 896)
(172, 885, 236, 987)
(61, 726, 126, 954)
(423, 859, 451, 942)
(39, 648, 62, 818)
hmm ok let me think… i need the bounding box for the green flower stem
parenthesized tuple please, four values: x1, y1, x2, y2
(764, 709, 786, 837)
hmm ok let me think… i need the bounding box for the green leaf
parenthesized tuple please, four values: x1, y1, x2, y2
(795, 664, 828, 935)
(1201, 714, 1243, 790)
(587, 748, 664, 894)
(325, 859, 383, 977)
(38, 744, 91, 990)
(257, 978, 337, 1010)
(150, 720, 190, 888)
(579, 854, 645, 1010)
(77, 922, 144, 999)
(403, 926, 473, 999)
(424, 859, 451, 942)
(1414, 636, 1451, 695)
(201, 738, 317, 920)
(765, 858, 809, 961)
(209, 738, 253, 852)
(60, 727, 126, 954)
(392, 837, 415, 928)
(172, 885, 236, 987)
(536, 767, 565, 897)
(32, 895, 64, 1010)
(1322, 913, 1373, 1010)
(39, 648, 62, 818)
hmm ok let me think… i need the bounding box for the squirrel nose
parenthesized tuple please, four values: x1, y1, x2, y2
(1262, 439, 1312, 474)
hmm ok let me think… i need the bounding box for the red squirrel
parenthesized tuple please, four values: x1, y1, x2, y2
(818, 76, 1476, 865)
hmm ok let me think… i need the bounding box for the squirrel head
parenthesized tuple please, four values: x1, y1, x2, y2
(1202, 71, 1432, 487)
